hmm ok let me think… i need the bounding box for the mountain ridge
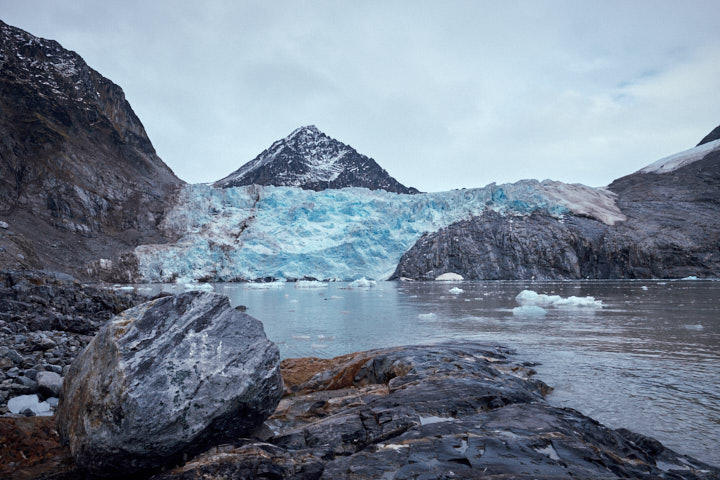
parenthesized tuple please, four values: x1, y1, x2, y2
(215, 125, 419, 194)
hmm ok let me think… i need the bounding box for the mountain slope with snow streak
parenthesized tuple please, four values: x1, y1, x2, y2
(214, 125, 418, 194)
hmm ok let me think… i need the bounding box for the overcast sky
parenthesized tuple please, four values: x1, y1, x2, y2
(3, 1, 719, 191)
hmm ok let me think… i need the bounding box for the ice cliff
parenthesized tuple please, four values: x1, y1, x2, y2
(133, 180, 624, 282)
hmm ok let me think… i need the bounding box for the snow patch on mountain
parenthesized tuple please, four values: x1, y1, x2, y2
(133, 179, 624, 283)
(639, 139, 720, 174)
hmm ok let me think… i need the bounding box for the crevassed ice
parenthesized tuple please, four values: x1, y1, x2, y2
(134, 180, 624, 282)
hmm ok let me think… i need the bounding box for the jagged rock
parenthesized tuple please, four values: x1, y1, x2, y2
(55, 292, 283, 476)
(36, 371, 62, 399)
(215, 125, 418, 194)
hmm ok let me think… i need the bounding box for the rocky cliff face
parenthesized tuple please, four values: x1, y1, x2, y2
(215, 125, 418, 194)
(392, 131, 720, 280)
(0, 20, 183, 278)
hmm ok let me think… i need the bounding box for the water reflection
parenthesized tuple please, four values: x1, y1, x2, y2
(141, 279, 719, 465)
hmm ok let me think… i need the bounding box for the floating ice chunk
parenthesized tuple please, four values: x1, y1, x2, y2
(515, 290, 602, 308)
(683, 324, 704, 330)
(512, 305, 547, 317)
(448, 287, 464, 294)
(294, 280, 328, 288)
(418, 313, 437, 319)
(435, 272, 464, 281)
(317, 334, 335, 340)
(682, 275, 699, 280)
(8, 394, 52, 416)
(348, 277, 376, 288)
(291, 335, 311, 340)
(245, 281, 286, 289)
(184, 283, 214, 292)
(641, 286, 649, 291)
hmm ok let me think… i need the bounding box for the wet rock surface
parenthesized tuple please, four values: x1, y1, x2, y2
(0, 269, 144, 414)
(155, 343, 718, 480)
(392, 142, 720, 280)
(55, 291, 283, 476)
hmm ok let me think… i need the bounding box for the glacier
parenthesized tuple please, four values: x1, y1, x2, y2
(133, 180, 625, 282)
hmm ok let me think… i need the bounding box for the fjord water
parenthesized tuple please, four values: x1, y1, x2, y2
(146, 280, 719, 465)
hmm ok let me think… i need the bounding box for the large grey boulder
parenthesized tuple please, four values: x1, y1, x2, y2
(55, 291, 283, 476)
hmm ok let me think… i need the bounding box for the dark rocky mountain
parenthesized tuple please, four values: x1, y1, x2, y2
(0, 20, 183, 279)
(215, 125, 418, 194)
(392, 129, 720, 280)
(698, 124, 720, 146)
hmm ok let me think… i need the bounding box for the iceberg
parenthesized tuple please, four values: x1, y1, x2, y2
(515, 290, 602, 308)
(348, 277, 376, 288)
(448, 287, 464, 294)
(133, 180, 624, 283)
(435, 272, 464, 282)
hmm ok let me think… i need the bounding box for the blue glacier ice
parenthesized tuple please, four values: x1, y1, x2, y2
(133, 180, 624, 282)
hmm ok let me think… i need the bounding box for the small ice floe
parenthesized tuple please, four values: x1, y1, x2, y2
(683, 324, 704, 330)
(330, 295, 344, 299)
(448, 287, 464, 294)
(512, 305, 547, 317)
(682, 275, 699, 280)
(294, 280, 328, 288)
(515, 289, 602, 308)
(418, 313, 437, 320)
(348, 277, 376, 288)
(317, 334, 336, 340)
(183, 283, 214, 292)
(7, 394, 53, 416)
(435, 272, 464, 281)
(245, 281, 285, 289)
(641, 286, 649, 291)
(291, 335, 311, 340)
(311, 343, 329, 349)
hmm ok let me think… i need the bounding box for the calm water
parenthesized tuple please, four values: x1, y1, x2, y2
(142, 280, 720, 465)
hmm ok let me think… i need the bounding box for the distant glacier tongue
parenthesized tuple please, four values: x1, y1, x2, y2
(133, 181, 622, 282)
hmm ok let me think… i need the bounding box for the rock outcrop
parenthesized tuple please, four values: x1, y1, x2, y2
(215, 125, 418, 194)
(392, 129, 720, 280)
(155, 343, 718, 479)
(55, 292, 283, 476)
(0, 20, 183, 279)
(1, 342, 717, 478)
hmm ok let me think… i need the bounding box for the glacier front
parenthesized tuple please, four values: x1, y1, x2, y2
(133, 180, 625, 282)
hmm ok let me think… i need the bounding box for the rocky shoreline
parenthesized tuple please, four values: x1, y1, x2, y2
(0, 272, 718, 479)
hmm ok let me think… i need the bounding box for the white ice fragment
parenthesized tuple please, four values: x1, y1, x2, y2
(682, 275, 699, 280)
(418, 313, 437, 319)
(512, 305, 547, 317)
(184, 283, 214, 292)
(292, 335, 311, 340)
(7, 394, 52, 415)
(244, 281, 286, 289)
(448, 287, 464, 294)
(435, 272, 464, 282)
(115, 286, 135, 291)
(515, 290, 602, 308)
(294, 280, 328, 288)
(348, 277, 376, 288)
(641, 286, 649, 291)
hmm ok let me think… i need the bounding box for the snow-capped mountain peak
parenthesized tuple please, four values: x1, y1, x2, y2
(214, 126, 418, 194)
